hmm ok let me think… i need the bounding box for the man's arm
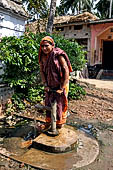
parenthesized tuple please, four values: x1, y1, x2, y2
(40, 63, 47, 86)
(58, 55, 69, 89)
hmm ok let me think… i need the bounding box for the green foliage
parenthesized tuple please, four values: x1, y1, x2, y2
(0, 34, 40, 90)
(69, 81, 86, 100)
(22, 0, 49, 20)
(5, 103, 14, 115)
(5, 93, 25, 115)
(12, 93, 26, 110)
(57, 0, 93, 15)
(27, 85, 45, 103)
(95, 0, 110, 19)
(0, 32, 86, 110)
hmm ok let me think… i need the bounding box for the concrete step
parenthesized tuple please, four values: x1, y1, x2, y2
(100, 70, 113, 79)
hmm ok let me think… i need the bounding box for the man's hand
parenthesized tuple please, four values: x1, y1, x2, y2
(56, 89, 63, 94)
(44, 87, 64, 94)
(45, 86, 50, 92)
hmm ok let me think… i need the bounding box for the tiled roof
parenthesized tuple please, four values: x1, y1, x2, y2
(0, 0, 28, 18)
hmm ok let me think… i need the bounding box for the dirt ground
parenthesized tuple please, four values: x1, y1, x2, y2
(0, 79, 113, 170)
(68, 79, 113, 170)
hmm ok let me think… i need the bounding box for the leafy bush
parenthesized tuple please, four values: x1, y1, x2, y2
(0, 32, 86, 110)
(27, 85, 45, 103)
(69, 81, 86, 100)
(0, 34, 40, 90)
(12, 93, 25, 110)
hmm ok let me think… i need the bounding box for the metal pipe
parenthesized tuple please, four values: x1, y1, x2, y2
(51, 100, 57, 132)
(35, 104, 51, 111)
(35, 101, 59, 136)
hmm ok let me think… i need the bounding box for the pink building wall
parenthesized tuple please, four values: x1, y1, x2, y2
(90, 22, 113, 65)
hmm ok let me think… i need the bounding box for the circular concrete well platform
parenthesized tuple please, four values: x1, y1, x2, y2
(11, 125, 99, 170)
(33, 125, 78, 153)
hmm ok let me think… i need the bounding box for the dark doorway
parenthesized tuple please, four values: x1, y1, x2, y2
(102, 41, 113, 69)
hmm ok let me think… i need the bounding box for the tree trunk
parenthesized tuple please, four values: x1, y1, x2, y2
(46, 0, 57, 34)
(109, 0, 113, 18)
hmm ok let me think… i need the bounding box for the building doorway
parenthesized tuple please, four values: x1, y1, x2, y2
(102, 41, 113, 69)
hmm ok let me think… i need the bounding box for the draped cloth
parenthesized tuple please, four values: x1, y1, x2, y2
(45, 83, 69, 125)
(39, 37, 72, 125)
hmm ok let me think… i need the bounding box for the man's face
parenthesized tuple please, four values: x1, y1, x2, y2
(41, 41, 53, 54)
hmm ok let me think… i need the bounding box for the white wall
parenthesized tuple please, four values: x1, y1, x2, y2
(0, 10, 26, 38)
